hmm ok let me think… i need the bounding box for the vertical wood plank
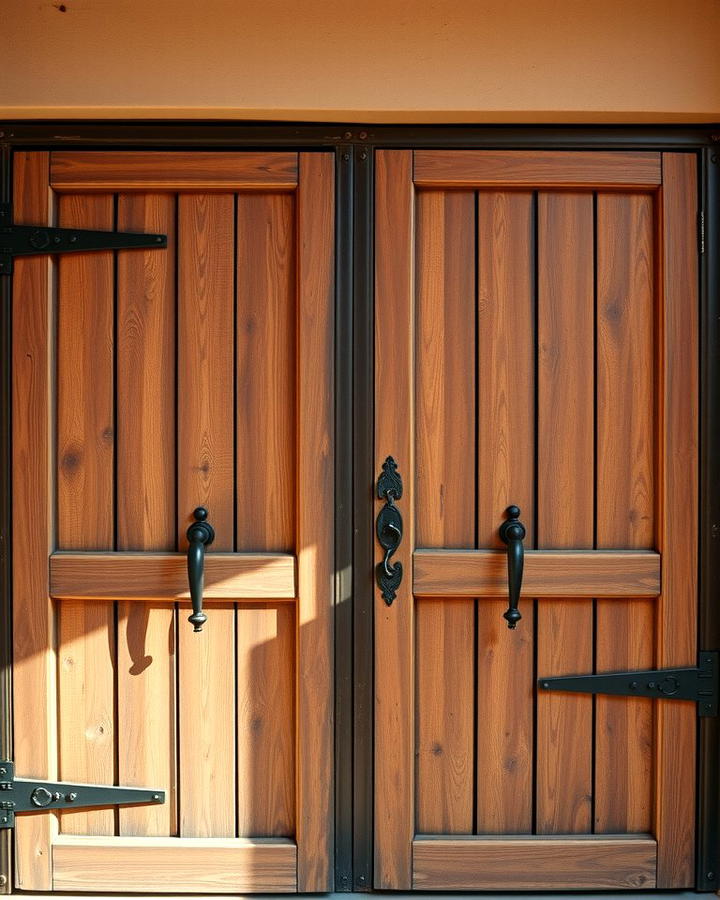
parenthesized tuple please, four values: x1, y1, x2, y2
(236, 193, 295, 552)
(375, 150, 414, 888)
(476, 191, 535, 834)
(56, 192, 116, 836)
(12, 151, 56, 888)
(116, 192, 177, 837)
(595, 192, 655, 834)
(655, 153, 698, 887)
(536, 192, 594, 835)
(296, 152, 335, 891)
(415, 191, 475, 834)
(236, 604, 295, 836)
(177, 194, 236, 838)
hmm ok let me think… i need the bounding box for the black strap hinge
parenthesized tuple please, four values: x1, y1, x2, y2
(0, 761, 164, 829)
(0, 203, 167, 274)
(539, 651, 718, 717)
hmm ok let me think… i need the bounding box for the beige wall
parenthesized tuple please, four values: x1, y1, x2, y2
(2, 0, 719, 122)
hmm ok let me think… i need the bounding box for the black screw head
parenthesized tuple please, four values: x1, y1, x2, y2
(193, 507, 208, 522)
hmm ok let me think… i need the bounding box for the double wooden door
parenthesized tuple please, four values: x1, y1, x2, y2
(12, 150, 334, 892)
(374, 151, 698, 890)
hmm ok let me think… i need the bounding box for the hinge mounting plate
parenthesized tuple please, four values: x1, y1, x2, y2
(0, 203, 167, 274)
(0, 761, 164, 829)
(539, 651, 718, 717)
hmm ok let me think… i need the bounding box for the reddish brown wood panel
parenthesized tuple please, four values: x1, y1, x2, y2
(12, 151, 56, 890)
(536, 192, 594, 835)
(236, 193, 295, 552)
(654, 153, 698, 888)
(51, 151, 298, 191)
(413, 151, 662, 188)
(415, 190, 475, 834)
(595, 192, 655, 834)
(374, 150, 415, 889)
(475, 191, 535, 834)
(296, 152, 335, 891)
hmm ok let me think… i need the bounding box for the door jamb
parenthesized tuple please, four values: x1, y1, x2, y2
(0, 122, 718, 894)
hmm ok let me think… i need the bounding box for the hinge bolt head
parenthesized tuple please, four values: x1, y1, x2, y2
(707, 872, 715, 880)
(66, 792, 77, 802)
(0, 874, 7, 885)
(153, 794, 160, 801)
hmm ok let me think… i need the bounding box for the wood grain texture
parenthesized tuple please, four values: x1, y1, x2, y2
(52, 836, 297, 893)
(11, 151, 56, 889)
(477, 192, 535, 548)
(236, 604, 295, 836)
(177, 194, 234, 542)
(296, 152, 335, 891)
(475, 191, 535, 834)
(414, 150, 662, 188)
(51, 151, 298, 191)
(595, 192, 655, 835)
(178, 603, 236, 837)
(236, 193, 295, 552)
(116, 193, 176, 551)
(50, 552, 296, 599)
(116, 192, 177, 839)
(56, 192, 116, 837)
(536, 192, 594, 835)
(177, 193, 236, 839)
(374, 151, 414, 889)
(57, 193, 114, 550)
(654, 153, 698, 887)
(414, 190, 475, 834)
(412, 835, 657, 890)
(414, 550, 660, 597)
(58, 602, 116, 835)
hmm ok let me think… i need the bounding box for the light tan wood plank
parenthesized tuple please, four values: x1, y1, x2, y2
(177, 192, 236, 839)
(595, 192, 655, 835)
(12, 151, 56, 889)
(536, 192, 594, 835)
(654, 152, 698, 887)
(296, 152, 335, 891)
(237, 605, 295, 836)
(51, 552, 296, 600)
(413, 550, 660, 597)
(57, 193, 114, 549)
(117, 604, 176, 836)
(116, 193, 176, 551)
(51, 151, 298, 191)
(116, 193, 177, 838)
(177, 193, 234, 540)
(412, 835, 657, 890)
(374, 150, 414, 889)
(475, 191, 535, 834)
(414, 150, 661, 188)
(56, 192, 116, 837)
(178, 604, 236, 837)
(236, 193, 295, 552)
(415, 190, 475, 834)
(52, 836, 296, 893)
(58, 602, 116, 835)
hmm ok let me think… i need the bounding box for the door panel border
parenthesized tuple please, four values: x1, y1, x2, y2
(0, 123, 718, 894)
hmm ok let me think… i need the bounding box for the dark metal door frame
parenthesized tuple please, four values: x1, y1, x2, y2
(0, 121, 718, 893)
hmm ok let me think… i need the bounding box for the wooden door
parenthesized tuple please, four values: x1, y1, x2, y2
(12, 151, 334, 893)
(374, 151, 698, 890)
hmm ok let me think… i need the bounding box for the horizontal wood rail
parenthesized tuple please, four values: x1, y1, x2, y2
(413, 150, 662, 188)
(413, 549, 660, 597)
(412, 835, 657, 890)
(50, 552, 296, 600)
(50, 151, 298, 191)
(52, 835, 296, 893)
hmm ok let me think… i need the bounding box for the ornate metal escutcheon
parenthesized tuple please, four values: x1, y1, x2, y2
(376, 456, 403, 605)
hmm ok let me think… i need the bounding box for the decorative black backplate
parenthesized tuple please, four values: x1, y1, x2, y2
(376, 457, 403, 605)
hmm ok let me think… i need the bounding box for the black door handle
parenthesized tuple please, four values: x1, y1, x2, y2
(186, 507, 215, 633)
(376, 456, 403, 605)
(499, 505, 526, 629)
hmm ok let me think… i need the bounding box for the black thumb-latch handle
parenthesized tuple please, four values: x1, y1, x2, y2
(499, 505, 526, 629)
(186, 507, 215, 633)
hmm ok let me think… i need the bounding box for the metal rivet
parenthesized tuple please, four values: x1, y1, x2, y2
(343, 131, 352, 140)
(342, 153, 350, 162)
(152, 794, 161, 801)
(66, 792, 77, 802)
(541, 681, 550, 689)
(0, 769, 6, 776)
(360, 151, 368, 160)
(707, 872, 715, 880)
(0, 874, 7, 885)
(359, 131, 368, 140)
(630, 681, 639, 689)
